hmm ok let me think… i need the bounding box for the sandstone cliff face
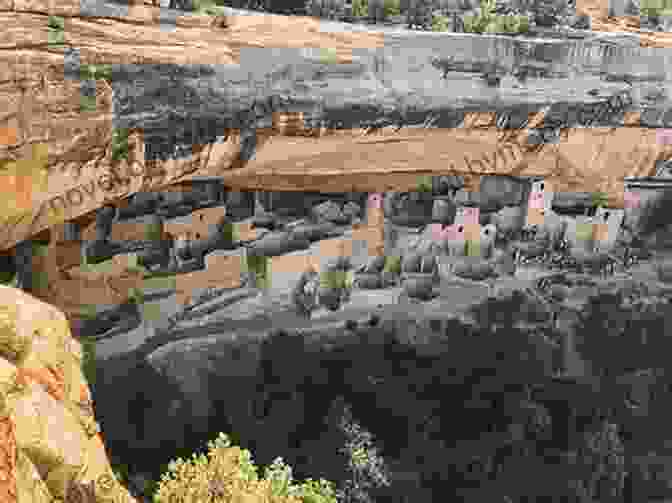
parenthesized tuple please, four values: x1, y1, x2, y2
(3, 0, 672, 252)
(0, 285, 138, 502)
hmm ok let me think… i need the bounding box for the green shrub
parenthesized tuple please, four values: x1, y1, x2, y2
(462, 13, 478, 32)
(145, 220, 164, 242)
(463, 0, 536, 33)
(383, 0, 400, 17)
(463, 12, 528, 33)
(333, 398, 391, 503)
(76, 304, 98, 321)
(152, 432, 337, 503)
(192, 0, 215, 12)
(590, 191, 609, 211)
(78, 335, 97, 387)
(463, 12, 493, 33)
(197, 0, 228, 15)
(465, 239, 480, 257)
(80, 94, 97, 113)
(48, 16, 65, 45)
(128, 287, 145, 306)
(320, 270, 348, 290)
(352, 0, 368, 17)
(219, 221, 238, 244)
(111, 128, 131, 162)
(0, 272, 15, 285)
(481, 0, 496, 16)
(244, 254, 270, 289)
(111, 462, 131, 487)
(382, 255, 402, 275)
(431, 14, 450, 31)
(48, 15, 65, 30)
(512, 14, 529, 32)
(416, 175, 432, 192)
(79, 63, 112, 81)
(641, 0, 672, 15)
(490, 14, 529, 33)
(318, 48, 338, 64)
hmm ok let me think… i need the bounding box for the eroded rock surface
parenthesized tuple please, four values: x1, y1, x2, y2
(3, 1, 672, 252)
(0, 285, 138, 503)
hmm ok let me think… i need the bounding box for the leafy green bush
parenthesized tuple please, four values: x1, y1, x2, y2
(78, 335, 98, 387)
(332, 398, 391, 503)
(383, 0, 400, 17)
(589, 191, 609, 214)
(111, 128, 131, 162)
(244, 254, 270, 289)
(0, 272, 15, 285)
(145, 220, 164, 242)
(218, 221, 238, 244)
(111, 462, 131, 487)
(431, 14, 450, 31)
(416, 176, 432, 192)
(48, 15, 65, 30)
(129, 287, 145, 306)
(641, 0, 672, 15)
(318, 47, 338, 64)
(382, 255, 401, 275)
(80, 93, 97, 113)
(79, 63, 112, 81)
(352, 0, 368, 17)
(510, 14, 529, 33)
(463, 13, 529, 33)
(461, 0, 528, 33)
(0, 253, 15, 285)
(192, 0, 214, 12)
(196, 0, 229, 15)
(48, 15, 65, 45)
(152, 432, 337, 503)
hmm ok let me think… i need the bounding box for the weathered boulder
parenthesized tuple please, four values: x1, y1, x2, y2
(117, 194, 160, 221)
(225, 192, 256, 222)
(156, 203, 199, 219)
(342, 201, 363, 222)
(354, 273, 384, 289)
(359, 256, 387, 275)
(387, 192, 435, 227)
(401, 274, 436, 300)
(432, 197, 457, 225)
(316, 286, 345, 311)
(511, 238, 550, 262)
(0, 285, 138, 503)
(451, 259, 498, 281)
(251, 213, 279, 230)
(432, 176, 465, 197)
(655, 259, 672, 283)
(311, 201, 347, 224)
(246, 232, 312, 257)
(401, 251, 437, 275)
(644, 224, 672, 249)
(479, 224, 497, 259)
(490, 205, 527, 239)
(289, 222, 341, 242)
(479, 176, 527, 209)
(180, 231, 240, 263)
(567, 12, 592, 29)
(551, 192, 594, 215)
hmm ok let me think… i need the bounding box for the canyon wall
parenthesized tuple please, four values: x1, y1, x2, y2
(2, 0, 672, 250)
